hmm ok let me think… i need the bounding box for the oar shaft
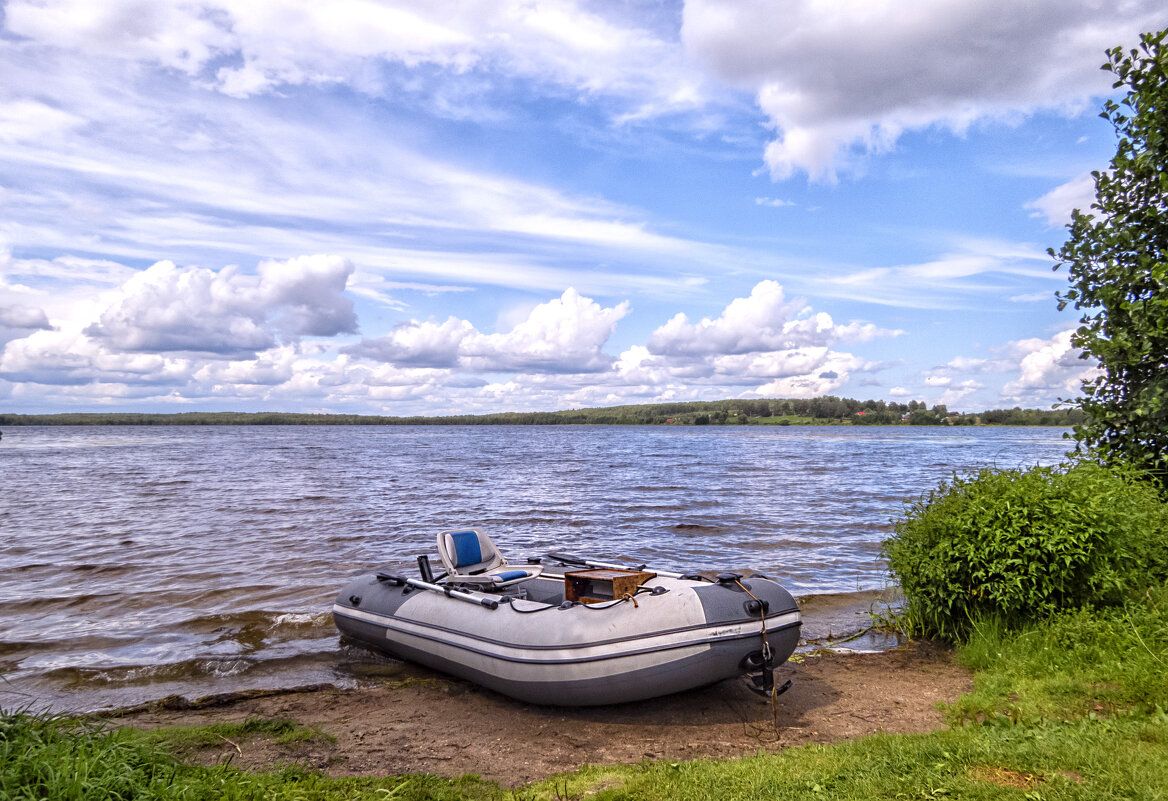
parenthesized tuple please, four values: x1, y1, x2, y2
(543, 553, 682, 579)
(376, 573, 499, 609)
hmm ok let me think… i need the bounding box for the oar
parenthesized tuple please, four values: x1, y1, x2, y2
(543, 552, 684, 579)
(376, 573, 500, 610)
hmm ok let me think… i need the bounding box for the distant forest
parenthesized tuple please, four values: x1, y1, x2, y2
(0, 397, 1086, 427)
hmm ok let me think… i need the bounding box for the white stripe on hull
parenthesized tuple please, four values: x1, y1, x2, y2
(334, 603, 798, 668)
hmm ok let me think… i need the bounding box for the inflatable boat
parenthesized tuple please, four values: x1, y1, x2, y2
(333, 528, 801, 706)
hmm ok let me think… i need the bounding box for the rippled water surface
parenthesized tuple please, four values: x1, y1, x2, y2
(1, 425, 1069, 711)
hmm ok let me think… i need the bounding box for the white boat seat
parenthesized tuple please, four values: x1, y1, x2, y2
(436, 528, 543, 588)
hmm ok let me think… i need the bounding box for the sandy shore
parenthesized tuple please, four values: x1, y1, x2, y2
(106, 639, 969, 787)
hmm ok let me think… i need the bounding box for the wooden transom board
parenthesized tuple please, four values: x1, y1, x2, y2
(563, 568, 657, 604)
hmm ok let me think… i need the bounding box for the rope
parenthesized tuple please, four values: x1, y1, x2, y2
(733, 576, 780, 728)
(734, 578, 772, 667)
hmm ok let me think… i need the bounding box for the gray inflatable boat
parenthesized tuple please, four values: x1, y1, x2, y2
(333, 528, 801, 706)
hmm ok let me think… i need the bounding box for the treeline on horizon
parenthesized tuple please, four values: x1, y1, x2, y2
(0, 397, 1086, 427)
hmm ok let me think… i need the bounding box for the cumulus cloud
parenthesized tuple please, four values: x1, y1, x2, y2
(346, 316, 475, 368)
(682, 0, 1162, 180)
(647, 280, 894, 356)
(337, 281, 891, 407)
(347, 288, 630, 374)
(84, 255, 357, 357)
(0, 304, 52, 330)
(625, 281, 893, 397)
(1000, 327, 1099, 404)
(468, 288, 630, 373)
(0, 302, 54, 348)
(0, 328, 193, 386)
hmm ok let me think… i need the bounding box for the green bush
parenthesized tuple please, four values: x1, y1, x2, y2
(884, 461, 1168, 641)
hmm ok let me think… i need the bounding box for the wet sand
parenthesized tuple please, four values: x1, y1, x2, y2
(107, 635, 969, 787)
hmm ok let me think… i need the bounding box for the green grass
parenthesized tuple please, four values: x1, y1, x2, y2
(948, 587, 1168, 726)
(532, 712, 1167, 800)
(124, 716, 335, 751)
(4, 592, 1166, 800)
(0, 710, 501, 800)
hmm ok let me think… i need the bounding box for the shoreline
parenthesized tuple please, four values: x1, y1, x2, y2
(102, 637, 967, 788)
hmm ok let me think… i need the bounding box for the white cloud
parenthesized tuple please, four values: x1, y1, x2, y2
(467, 288, 630, 373)
(1000, 327, 1099, 404)
(346, 316, 475, 368)
(0, 302, 54, 348)
(682, 0, 1162, 180)
(937, 379, 983, 408)
(5, 0, 696, 112)
(84, 255, 357, 357)
(0, 100, 85, 144)
(0, 328, 193, 386)
(824, 238, 1058, 308)
(1026, 171, 1097, 227)
(647, 280, 896, 356)
(625, 281, 893, 397)
(347, 287, 630, 374)
(5, 1, 235, 76)
(0, 304, 52, 330)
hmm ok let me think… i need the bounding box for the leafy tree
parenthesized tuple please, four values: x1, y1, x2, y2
(1052, 29, 1168, 486)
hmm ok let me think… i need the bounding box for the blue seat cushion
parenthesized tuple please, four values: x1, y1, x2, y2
(449, 530, 483, 568)
(494, 570, 529, 583)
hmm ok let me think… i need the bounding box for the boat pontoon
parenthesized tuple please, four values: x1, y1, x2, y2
(333, 529, 801, 706)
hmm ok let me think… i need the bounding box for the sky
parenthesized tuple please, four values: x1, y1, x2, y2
(1, 1, 1165, 416)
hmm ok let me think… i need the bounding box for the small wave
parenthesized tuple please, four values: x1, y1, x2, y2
(69, 564, 129, 575)
(44, 657, 260, 687)
(177, 609, 336, 637)
(9, 562, 53, 573)
(271, 612, 333, 630)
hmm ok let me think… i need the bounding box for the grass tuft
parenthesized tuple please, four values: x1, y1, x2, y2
(949, 587, 1168, 725)
(124, 716, 337, 752)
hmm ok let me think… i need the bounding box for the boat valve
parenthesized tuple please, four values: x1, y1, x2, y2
(743, 598, 770, 616)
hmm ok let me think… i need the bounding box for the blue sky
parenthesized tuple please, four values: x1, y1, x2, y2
(1, 0, 1164, 415)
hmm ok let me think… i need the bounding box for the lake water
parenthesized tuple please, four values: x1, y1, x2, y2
(1, 424, 1070, 712)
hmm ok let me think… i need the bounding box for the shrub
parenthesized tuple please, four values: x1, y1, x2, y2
(884, 461, 1168, 641)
